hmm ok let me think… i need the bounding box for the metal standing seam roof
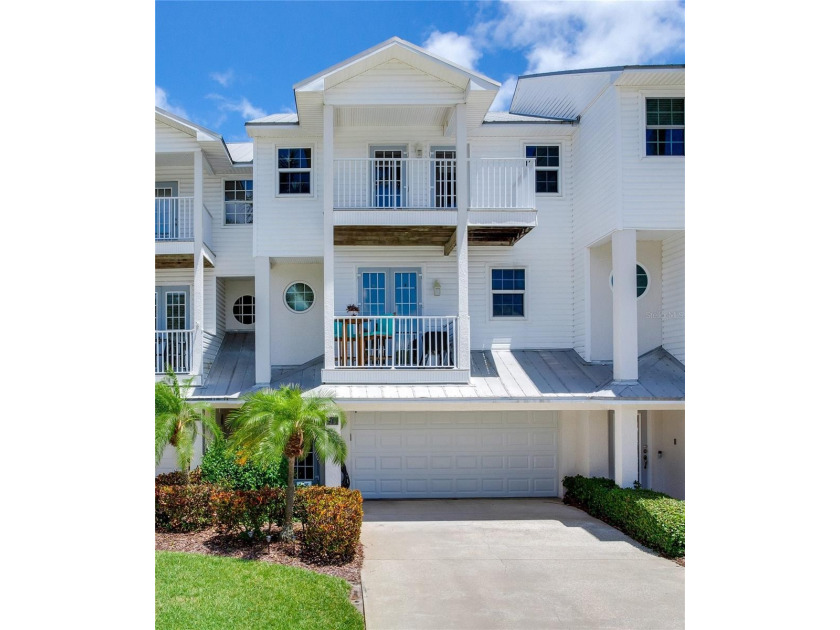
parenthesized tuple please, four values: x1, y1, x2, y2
(192, 333, 684, 404)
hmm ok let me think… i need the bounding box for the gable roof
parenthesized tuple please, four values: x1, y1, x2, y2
(155, 107, 253, 169)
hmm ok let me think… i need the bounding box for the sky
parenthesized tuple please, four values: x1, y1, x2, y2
(156, 0, 685, 141)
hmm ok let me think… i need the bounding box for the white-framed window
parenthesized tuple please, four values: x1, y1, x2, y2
(491, 268, 525, 317)
(645, 98, 684, 156)
(277, 147, 312, 195)
(525, 145, 560, 194)
(609, 263, 650, 299)
(284, 282, 316, 313)
(224, 180, 253, 225)
(233, 295, 255, 324)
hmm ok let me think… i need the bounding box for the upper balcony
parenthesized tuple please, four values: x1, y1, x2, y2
(332, 157, 538, 252)
(155, 196, 216, 268)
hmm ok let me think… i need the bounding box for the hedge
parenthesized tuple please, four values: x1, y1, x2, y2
(155, 484, 215, 532)
(155, 469, 202, 486)
(211, 487, 286, 537)
(295, 486, 363, 562)
(199, 440, 288, 490)
(562, 475, 685, 558)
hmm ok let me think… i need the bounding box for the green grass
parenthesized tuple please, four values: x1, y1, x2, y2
(155, 551, 364, 630)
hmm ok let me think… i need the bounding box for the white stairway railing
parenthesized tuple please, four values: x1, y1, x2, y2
(332, 315, 458, 368)
(155, 328, 196, 374)
(155, 196, 194, 240)
(333, 158, 536, 210)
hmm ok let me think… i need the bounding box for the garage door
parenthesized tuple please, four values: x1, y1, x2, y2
(349, 411, 559, 498)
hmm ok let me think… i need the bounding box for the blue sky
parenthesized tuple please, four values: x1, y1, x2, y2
(156, 1, 685, 142)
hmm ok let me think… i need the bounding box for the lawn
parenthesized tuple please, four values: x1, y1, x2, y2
(156, 551, 365, 630)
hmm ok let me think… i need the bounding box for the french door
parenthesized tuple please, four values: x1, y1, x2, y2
(371, 146, 407, 208)
(431, 147, 456, 208)
(155, 181, 178, 239)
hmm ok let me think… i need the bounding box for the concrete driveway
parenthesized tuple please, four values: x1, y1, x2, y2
(360, 498, 684, 630)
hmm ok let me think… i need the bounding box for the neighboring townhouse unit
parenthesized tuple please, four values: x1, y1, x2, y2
(155, 38, 685, 500)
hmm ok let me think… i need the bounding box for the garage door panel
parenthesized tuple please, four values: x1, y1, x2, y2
(350, 413, 560, 499)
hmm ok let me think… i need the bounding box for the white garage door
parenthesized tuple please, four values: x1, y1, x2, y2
(349, 411, 559, 498)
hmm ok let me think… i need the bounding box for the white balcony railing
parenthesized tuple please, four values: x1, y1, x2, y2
(469, 158, 535, 210)
(155, 197, 194, 241)
(333, 158, 535, 211)
(332, 315, 457, 368)
(155, 328, 196, 374)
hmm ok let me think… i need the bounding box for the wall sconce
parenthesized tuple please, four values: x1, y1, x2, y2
(415, 144, 423, 158)
(433, 280, 441, 296)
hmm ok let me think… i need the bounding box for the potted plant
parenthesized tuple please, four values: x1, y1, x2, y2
(346, 304, 360, 316)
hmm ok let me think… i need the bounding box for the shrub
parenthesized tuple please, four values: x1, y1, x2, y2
(296, 486, 363, 562)
(155, 484, 214, 532)
(211, 487, 286, 537)
(155, 469, 202, 486)
(200, 439, 288, 490)
(562, 475, 685, 558)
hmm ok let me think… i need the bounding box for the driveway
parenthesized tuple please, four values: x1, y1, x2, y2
(360, 498, 684, 630)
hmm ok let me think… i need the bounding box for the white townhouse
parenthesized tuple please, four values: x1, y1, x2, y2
(155, 38, 685, 500)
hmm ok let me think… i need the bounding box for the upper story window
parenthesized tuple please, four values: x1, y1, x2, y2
(491, 268, 525, 318)
(525, 145, 560, 193)
(646, 98, 684, 156)
(278, 148, 312, 195)
(224, 180, 253, 225)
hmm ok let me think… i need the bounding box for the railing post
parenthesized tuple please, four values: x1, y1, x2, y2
(456, 104, 470, 372)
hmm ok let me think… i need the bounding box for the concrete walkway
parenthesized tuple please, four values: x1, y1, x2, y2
(360, 498, 684, 630)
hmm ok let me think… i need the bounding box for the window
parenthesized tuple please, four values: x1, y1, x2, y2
(166, 291, 187, 329)
(491, 268, 525, 317)
(224, 180, 253, 224)
(610, 264, 650, 298)
(277, 148, 312, 195)
(233, 295, 255, 324)
(646, 98, 684, 156)
(526, 145, 559, 193)
(285, 282, 315, 313)
(294, 448, 319, 484)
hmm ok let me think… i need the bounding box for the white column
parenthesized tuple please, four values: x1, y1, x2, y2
(192, 150, 205, 376)
(612, 229, 638, 380)
(613, 406, 638, 488)
(323, 426, 341, 487)
(323, 104, 335, 371)
(255, 256, 271, 384)
(455, 103, 470, 369)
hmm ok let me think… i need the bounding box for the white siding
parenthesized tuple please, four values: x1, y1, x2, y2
(572, 88, 620, 357)
(661, 232, 685, 363)
(325, 60, 465, 105)
(202, 275, 225, 375)
(224, 278, 255, 332)
(156, 121, 198, 152)
(270, 263, 324, 365)
(211, 175, 256, 276)
(618, 88, 685, 230)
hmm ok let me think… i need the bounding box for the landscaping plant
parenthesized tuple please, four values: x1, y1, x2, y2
(226, 386, 347, 541)
(295, 486, 363, 561)
(200, 438, 288, 490)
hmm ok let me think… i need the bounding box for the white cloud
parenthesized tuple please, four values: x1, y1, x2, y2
(207, 94, 267, 120)
(155, 86, 188, 119)
(210, 69, 234, 87)
(422, 31, 481, 70)
(489, 77, 518, 112)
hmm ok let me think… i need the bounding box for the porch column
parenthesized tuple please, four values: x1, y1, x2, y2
(323, 104, 335, 371)
(192, 150, 205, 377)
(612, 406, 639, 488)
(455, 103, 470, 369)
(612, 229, 638, 380)
(323, 425, 341, 487)
(255, 256, 271, 384)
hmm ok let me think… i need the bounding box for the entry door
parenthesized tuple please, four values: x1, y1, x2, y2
(431, 147, 456, 208)
(371, 146, 407, 208)
(155, 181, 178, 239)
(359, 268, 421, 316)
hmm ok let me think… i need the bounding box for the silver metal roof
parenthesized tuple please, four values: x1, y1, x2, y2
(225, 142, 253, 163)
(247, 112, 299, 125)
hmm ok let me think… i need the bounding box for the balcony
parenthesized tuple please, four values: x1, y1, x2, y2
(155, 196, 215, 268)
(155, 328, 196, 374)
(332, 158, 537, 250)
(323, 315, 469, 384)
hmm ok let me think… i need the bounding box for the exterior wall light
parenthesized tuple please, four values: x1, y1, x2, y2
(433, 280, 441, 296)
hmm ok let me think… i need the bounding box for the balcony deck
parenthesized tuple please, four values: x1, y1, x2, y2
(191, 332, 685, 405)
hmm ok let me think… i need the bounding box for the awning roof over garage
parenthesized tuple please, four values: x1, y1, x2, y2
(191, 333, 684, 406)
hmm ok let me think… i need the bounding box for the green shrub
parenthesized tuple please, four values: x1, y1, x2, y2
(155, 469, 202, 486)
(211, 487, 286, 537)
(295, 486, 363, 562)
(562, 475, 685, 558)
(155, 484, 214, 532)
(200, 439, 288, 490)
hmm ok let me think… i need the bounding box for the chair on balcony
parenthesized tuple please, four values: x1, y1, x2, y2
(334, 319, 359, 366)
(363, 316, 394, 366)
(418, 320, 454, 367)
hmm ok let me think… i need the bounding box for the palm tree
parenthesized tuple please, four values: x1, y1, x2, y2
(155, 366, 220, 478)
(226, 386, 347, 540)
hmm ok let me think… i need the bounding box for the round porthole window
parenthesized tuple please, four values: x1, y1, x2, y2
(233, 295, 255, 324)
(609, 264, 649, 298)
(285, 282, 315, 313)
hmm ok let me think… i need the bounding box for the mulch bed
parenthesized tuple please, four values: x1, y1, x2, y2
(155, 523, 363, 584)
